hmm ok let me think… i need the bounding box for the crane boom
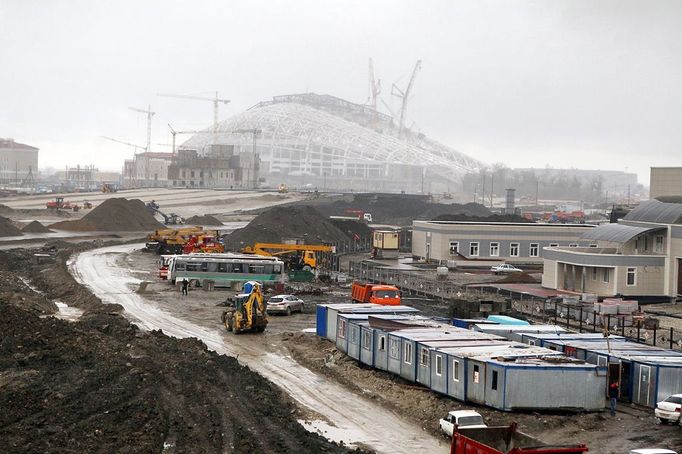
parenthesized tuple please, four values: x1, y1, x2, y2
(158, 92, 231, 145)
(391, 59, 422, 136)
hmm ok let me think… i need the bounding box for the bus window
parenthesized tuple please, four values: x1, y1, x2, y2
(263, 264, 274, 274)
(200, 262, 208, 272)
(249, 265, 264, 274)
(231, 263, 243, 273)
(207, 262, 218, 272)
(175, 262, 186, 271)
(218, 262, 228, 272)
(273, 264, 282, 273)
(185, 263, 199, 272)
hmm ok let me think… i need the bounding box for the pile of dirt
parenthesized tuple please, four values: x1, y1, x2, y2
(49, 198, 163, 231)
(224, 205, 356, 249)
(432, 213, 533, 223)
(22, 220, 53, 233)
(184, 214, 224, 226)
(495, 272, 540, 284)
(329, 219, 373, 240)
(0, 216, 22, 237)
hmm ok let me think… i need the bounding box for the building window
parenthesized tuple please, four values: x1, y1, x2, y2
(473, 364, 480, 384)
(350, 325, 359, 344)
(510, 243, 519, 257)
(469, 242, 479, 257)
(592, 268, 598, 281)
(379, 335, 386, 351)
(492, 370, 499, 390)
(404, 343, 412, 364)
(549, 243, 559, 248)
(489, 242, 499, 257)
(449, 241, 459, 255)
(362, 331, 371, 350)
(420, 347, 429, 366)
(626, 267, 636, 286)
(389, 338, 399, 359)
(435, 355, 443, 376)
(338, 319, 346, 339)
(654, 235, 664, 253)
(589, 244, 598, 248)
(569, 243, 578, 248)
(603, 268, 610, 283)
(453, 360, 460, 382)
(529, 243, 539, 257)
(190, 170, 195, 178)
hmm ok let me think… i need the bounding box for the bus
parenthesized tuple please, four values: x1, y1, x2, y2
(167, 253, 285, 287)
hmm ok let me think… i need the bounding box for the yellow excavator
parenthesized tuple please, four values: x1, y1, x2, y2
(240, 242, 334, 271)
(221, 281, 268, 334)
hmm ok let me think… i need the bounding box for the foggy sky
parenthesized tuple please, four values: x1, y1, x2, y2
(1, 0, 681, 185)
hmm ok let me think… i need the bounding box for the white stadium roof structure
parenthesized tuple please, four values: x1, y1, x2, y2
(182, 93, 484, 188)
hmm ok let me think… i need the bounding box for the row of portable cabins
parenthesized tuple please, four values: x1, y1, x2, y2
(316, 304, 607, 412)
(492, 330, 682, 408)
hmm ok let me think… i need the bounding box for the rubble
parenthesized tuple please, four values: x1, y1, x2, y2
(0, 216, 22, 237)
(49, 198, 163, 231)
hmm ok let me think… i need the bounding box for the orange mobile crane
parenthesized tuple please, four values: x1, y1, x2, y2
(240, 243, 335, 271)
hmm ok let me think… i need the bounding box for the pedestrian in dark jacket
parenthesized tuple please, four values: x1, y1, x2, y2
(608, 382, 619, 416)
(181, 278, 189, 296)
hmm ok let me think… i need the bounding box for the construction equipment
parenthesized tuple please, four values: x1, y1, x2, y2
(146, 201, 184, 225)
(46, 197, 80, 212)
(182, 233, 225, 254)
(159, 92, 231, 144)
(344, 209, 373, 223)
(450, 423, 588, 454)
(146, 226, 207, 254)
(278, 183, 289, 193)
(391, 60, 422, 136)
(101, 183, 118, 193)
(351, 282, 401, 306)
(221, 281, 268, 334)
(241, 242, 334, 271)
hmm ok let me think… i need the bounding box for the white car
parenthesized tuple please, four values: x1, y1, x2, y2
(654, 394, 682, 425)
(266, 295, 304, 315)
(630, 450, 678, 454)
(439, 410, 487, 437)
(491, 264, 523, 274)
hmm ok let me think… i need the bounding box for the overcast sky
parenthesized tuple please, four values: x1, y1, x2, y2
(1, 0, 680, 184)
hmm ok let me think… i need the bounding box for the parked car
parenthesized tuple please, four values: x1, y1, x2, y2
(655, 394, 682, 424)
(266, 295, 304, 315)
(491, 264, 523, 274)
(439, 410, 487, 437)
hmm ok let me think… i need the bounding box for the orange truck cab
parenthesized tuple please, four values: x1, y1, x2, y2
(351, 282, 401, 306)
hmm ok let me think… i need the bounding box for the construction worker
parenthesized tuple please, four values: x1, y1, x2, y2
(181, 278, 189, 296)
(608, 381, 619, 416)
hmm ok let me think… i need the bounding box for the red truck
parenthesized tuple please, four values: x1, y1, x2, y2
(351, 282, 401, 306)
(451, 424, 588, 454)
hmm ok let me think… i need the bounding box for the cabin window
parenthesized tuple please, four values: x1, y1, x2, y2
(420, 347, 429, 366)
(626, 267, 636, 286)
(338, 319, 347, 339)
(489, 242, 499, 257)
(592, 267, 597, 281)
(379, 335, 386, 351)
(469, 242, 479, 257)
(491, 370, 499, 390)
(597, 355, 607, 367)
(453, 360, 460, 382)
(509, 243, 519, 257)
(404, 343, 412, 364)
(435, 355, 443, 376)
(473, 364, 480, 384)
(350, 325, 359, 344)
(362, 331, 371, 350)
(449, 241, 459, 255)
(389, 339, 399, 359)
(654, 235, 664, 253)
(529, 243, 539, 257)
(603, 268, 610, 283)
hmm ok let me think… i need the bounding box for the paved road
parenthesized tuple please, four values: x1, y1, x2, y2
(70, 244, 448, 454)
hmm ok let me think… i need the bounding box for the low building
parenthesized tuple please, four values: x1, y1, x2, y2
(542, 197, 682, 301)
(650, 167, 682, 199)
(123, 152, 173, 188)
(411, 221, 595, 264)
(166, 146, 259, 189)
(0, 138, 39, 184)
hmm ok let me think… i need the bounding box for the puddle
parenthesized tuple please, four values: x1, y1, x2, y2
(298, 420, 359, 448)
(301, 328, 316, 333)
(53, 302, 84, 321)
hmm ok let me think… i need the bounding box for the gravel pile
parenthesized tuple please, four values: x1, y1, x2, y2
(0, 216, 22, 237)
(22, 220, 53, 233)
(184, 215, 223, 226)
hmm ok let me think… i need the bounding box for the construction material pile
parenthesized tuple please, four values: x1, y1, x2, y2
(22, 220, 53, 233)
(0, 216, 22, 237)
(184, 214, 224, 226)
(49, 198, 163, 231)
(225, 205, 357, 248)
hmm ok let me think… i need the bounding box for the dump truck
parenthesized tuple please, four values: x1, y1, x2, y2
(450, 424, 588, 454)
(351, 282, 401, 306)
(146, 226, 206, 254)
(221, 281, 268, 334)
(241, 242, 334, 271)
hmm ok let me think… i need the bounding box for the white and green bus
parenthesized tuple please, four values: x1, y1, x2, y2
(168, 253, 285, 287)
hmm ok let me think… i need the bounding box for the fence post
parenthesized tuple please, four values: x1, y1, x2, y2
(593, 311, 597, 332)
(607, 314, 611, 334)
(566, 305, 570, 329)
(671, 327, 674, 350)
(579, 307, 583, 333)
(653, 327, 657, 346)
(554, 301, 558, 325)
(636, 321, 641, 344)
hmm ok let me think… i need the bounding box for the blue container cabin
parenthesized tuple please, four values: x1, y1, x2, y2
(485, 315, 530, 326)
(631, 358, 682, 407)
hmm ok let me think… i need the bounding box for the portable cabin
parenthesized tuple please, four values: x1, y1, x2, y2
(486, 315, 530, 326)
(481, 357, 607, 411)
(335, 314, 370, 354)
(316, 303, 419, 342)
(347, 320, 370, 361)
(451, 318, 498, 329)
(631, 357, 682, 407)
(471, 324, 567, 342)
(520, 332, 626, 348)
(385, 327, 463, 380)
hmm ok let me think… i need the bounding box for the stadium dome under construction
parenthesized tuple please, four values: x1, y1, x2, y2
(182, 93, 483, 192)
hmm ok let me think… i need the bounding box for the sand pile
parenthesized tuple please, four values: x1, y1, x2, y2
(0, 216, 22, 237)
(185, 214, 223, 226)
(22, 220, 53, 233)
(49, 198, 163, 231)
(224, 205, 354, 248)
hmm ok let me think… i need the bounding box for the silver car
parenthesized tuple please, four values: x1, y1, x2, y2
(266, 294, 304, 315)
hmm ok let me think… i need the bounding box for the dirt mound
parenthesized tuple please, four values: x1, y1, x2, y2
(225, 205, 354, 249)
(496, 272, 540, 284)
(329, 219, 373, 240)
(49, 198, 163, 231)
(0, 216, 22, 237)
(22, 220, 53, 233)
(184, 215, 224, 226)
(432, 213, 533, 223)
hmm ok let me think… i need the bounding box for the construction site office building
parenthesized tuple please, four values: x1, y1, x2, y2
(0, 138, 38, 185)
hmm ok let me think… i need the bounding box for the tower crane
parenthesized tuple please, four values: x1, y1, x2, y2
(391, 60, 422, 136)
(167, 124, 214, 155)
(367, 58, 381, 112)
(100, 136, 145, 155)
(158, 92, 230, 143)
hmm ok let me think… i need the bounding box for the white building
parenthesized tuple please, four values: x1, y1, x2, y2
(0, 138, 39, 184)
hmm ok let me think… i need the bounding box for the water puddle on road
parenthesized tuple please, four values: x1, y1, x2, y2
(53, 302, 84, 321)
(298, 420, 360, 448)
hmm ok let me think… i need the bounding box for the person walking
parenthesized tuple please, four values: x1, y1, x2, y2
(181, 278, 189, 296)
(608, 381, 619, 416)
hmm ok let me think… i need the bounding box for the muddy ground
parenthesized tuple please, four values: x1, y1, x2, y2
(0, 245, 362, 454)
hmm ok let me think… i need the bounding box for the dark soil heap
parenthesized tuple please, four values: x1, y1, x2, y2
(22, 220, 53, 233)
(0, 216, 22, 237)
(225, 205, 355, 248)
(184, 214, 223, 226)
(49, 198, 164, 231)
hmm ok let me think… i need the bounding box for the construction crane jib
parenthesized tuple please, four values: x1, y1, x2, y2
(158, 92, 231, 144)
(128, 105, 155, 154)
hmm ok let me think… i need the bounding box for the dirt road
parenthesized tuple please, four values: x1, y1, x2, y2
(70, 244, 448, 454)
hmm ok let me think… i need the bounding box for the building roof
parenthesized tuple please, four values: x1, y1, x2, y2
(623, 198, 682, 224)
(581, 222, 666, 243)
(0, 138, 38, 151)
(136, 152, 174, 159)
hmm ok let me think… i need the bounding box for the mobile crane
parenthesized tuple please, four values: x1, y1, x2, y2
(240, 242, 335, 271)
